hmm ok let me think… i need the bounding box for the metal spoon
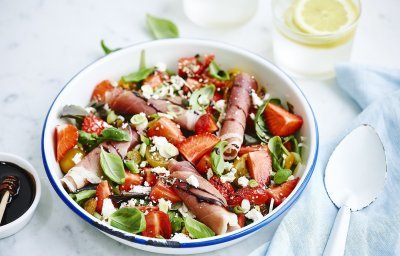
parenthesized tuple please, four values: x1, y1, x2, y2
(323, 125, 387, 256)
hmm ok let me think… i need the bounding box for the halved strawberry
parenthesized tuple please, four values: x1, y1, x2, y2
(237, 213, 245, 228)
(143, 168, 157, 187)
(228, 187, 271, 206)
(264, 103, 303, 137)
(136, 205, 160, 213)
(267, 178, 299, 206)
(195, 114, 218, 134)
(178, 54, 214, 78)
(143, 71, 168, 88)
(96, 180, 112, 213)
(150, 180, 182, 203)
(119, 171, 144, 192)
(91, 80, 114, 102)
(209, 176, 234, 201)
(238, 144, 269, 156)
(147, 117, 185, 146)
(81, 115, 108, 136)
(56, 124, 78, 162)
(142, 211, 173, 239)
(195, 153, 212, 175)
(246, 150, 272, 186)
(178, 133, 220, 164)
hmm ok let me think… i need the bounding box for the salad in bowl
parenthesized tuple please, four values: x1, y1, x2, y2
(42, 38, 318, 254)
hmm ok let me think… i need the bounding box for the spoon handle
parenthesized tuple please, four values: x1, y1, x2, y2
(323, 205, 351, 256)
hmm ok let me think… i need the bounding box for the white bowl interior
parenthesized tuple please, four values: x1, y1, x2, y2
(42, 39, 318, 252)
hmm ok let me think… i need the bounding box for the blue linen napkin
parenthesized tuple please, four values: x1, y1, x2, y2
(265, 65, 400, 256)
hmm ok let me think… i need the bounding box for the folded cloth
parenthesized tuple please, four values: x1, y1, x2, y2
(265, 65, 400, 256)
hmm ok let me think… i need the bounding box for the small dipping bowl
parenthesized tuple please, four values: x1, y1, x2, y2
(0, 152, 41, 238)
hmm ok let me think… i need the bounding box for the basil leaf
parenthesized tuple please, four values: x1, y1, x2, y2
(189, 84, 216, 113)
(60, 105, 88, 121)
(272, 155, 283, 172)
(283, 135, 300, 155)
(100, 127, 130, 142)
(146, 14, 179, 39)
(184, 216, 215, 239)
(122, 67, 155, 83)
(140, 134, 150, 145)
(209, 61, 230, 81)
(268, 136, 283, 159)
(78, 131, 99, 151)
(124, 160, 140, 174)
(100, 147, 126, 184)
(254, 98, 282, 142)
(109, 208, 146, 233)
(211, 141, 228, 176)
(69, 190, 96, 205)
(168, 211, 184, 233)
(274, 169, 292, 185)
(100, 40, 121, 55)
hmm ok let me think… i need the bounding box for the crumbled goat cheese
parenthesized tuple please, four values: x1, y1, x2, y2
(102, 198, 116, 218)
(213, 99, 226, 113)
(198, 94, 210, 105)
(245, 208, 264, 222)
(140, 161, 147, 168)
(71, 153, 83, 165)
(151, 166, 170, 176)
(152, 136, 179, 159)
(220, 168, 237, 183)
(186, 175, 200, 188)
(178, 203, 195, 218)
(287, 175, 295, 181)
(141, 84, 154, 99)
(170, 75, 186, 90)
(251, 89, 263, 107)
(158, 198, 172, 213)
(143, 181, 150, 187)
(130, 186, 152, 194)
(155, 62, 167, 72)
(171, 233, 191, 242)
(224, 162, 234, 171)
(206, 168, 213, 180)
(241, 199, 251, 213)
(238, 176, 249, 187)
(249, 113, 255, 120)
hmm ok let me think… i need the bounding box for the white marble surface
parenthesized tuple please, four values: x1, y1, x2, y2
(0, 0, 399, 255)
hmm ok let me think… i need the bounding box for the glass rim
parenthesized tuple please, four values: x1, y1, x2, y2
(271, 0, 362, 39)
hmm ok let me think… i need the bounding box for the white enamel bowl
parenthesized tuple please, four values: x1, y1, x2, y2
(42, 38, 319, 254)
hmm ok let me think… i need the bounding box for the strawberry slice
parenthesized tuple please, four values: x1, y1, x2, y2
(267, 178, 299, 206)
(143, 168, 157, 187)
(96, 180, 112, 213)
(264, 103, 303, 137)
(91, 80, 114, 102)
(142, 211, 173, 239)
(147, 117, 185, 146)
(119, 171, 144, 192)
(81, 115, 108, 136)
(195, 114, 218, 134)
(195, 153, 212, 175)
(246, 150, 272, 186)
(178, 54, 214, 78)
(238, 144, 269, 156)
(228, 187, 271, 206)
(209, 176, 234, 201)
(56, 124, 78, 162)
(150, 180, 182, 203)
(178, 133, 220, 164)
(143, 71, 168, 88)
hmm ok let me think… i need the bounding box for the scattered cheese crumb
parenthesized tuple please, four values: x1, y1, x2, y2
(71, 153, 83, 165)
(245, 208, 263, 222)
(171, 233, 191, 241)
(287, 175, 295, 181)
(220, 168, 237, 183)
(155, 62, 167, 72)
(152, 136, 179, 159)
(249, 113, 255, 120)
(241, 199, 251, 213)
(186, 175, 200, 188)
(102, 198, 116, 218)
(130, 186, 151, 194)
(251, 89, 263, 107)
(238, 176, 249, 187)
(141, 84, 154, 99)
(213, 99, 226, 112)
(178, 203, 195, 218)
(206, 168, 213, 180)
(151, 166, 170, 177)
(158, 198, 172, 213)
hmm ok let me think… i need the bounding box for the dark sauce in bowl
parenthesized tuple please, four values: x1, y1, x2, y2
(0, 161, 36, 226)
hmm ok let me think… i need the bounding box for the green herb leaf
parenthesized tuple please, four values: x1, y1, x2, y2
(146, 14, 179, 39)
(124, 160, 140, 174)
(283, 135, 300, 155)
(274, 169, 292, 185)
(109, 208, 146, 233)
(100, 40, 121, 55)
(100, 147, 126, 184)
(122, 67, 155, 83)
(268, 136, 283, 159)
(168, 211, 184, 233)
(189, 84, 216, 113)
(211, 141, 228, 176)
(140, 134, 150, 145)
(254, 100, 270, 143)
(100, 127, 131, 142)
(78, 131, 99, 151)
(209, 61, 230, 81)
(184, 216, 215, 239)
(69, 190, 96, 205)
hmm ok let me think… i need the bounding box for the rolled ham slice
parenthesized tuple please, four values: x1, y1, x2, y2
(220, 73, 257, 160)
(61, 128, 139, 192)
(105, 88, 200, 131)
(169, 161, 240, 235)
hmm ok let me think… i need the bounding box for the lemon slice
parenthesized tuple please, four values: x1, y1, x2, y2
(293, 0, 356, 34)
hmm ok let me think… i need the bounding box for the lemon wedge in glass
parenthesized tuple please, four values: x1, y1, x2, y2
(293, 0, 357, 35)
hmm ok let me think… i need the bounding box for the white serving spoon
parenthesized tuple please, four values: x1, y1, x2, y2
(323, 125, 387, 256)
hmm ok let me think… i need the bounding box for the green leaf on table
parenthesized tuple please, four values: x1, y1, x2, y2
(184, 216, 215, 239)
(209, 61, 230, 81)
(109, 208, 146, 233)
(100, 147, 126, 184)
(211, 141, 228, 176)
(146, 14, 179, 39)
(101, 40, 121, 55)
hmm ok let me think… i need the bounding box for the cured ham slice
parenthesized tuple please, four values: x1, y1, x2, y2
(220, 73, 257, 160)
(169, 161, 240, 235)
(61, 128, 139, 192)
(105, 88, 200, 131)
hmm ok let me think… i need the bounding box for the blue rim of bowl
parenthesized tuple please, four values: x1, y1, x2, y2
(41, 38, 319, 248)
